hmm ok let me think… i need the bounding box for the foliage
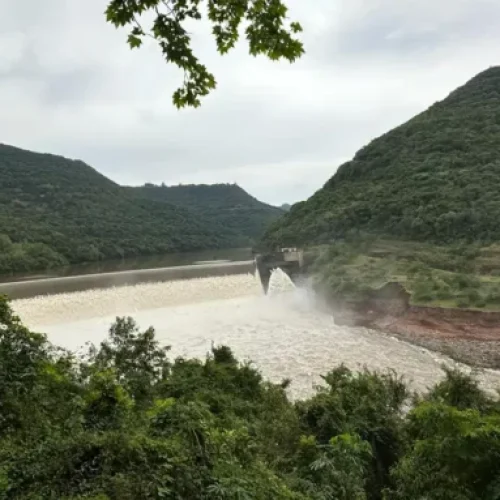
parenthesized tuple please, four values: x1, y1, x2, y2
(310, 237, 500, 310)
(0, 235, 68, 274)
(105, 0, 304, 108)
(128, 183, 283, 243)
(263, 67, 500, 248)
(0, 295, 499, 498)
(0, 144, 275, 275)
(295, 365, 408, 498)
(386, 403, 500, 500)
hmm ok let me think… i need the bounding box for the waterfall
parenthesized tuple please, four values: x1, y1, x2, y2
(266, 268, 296, 295)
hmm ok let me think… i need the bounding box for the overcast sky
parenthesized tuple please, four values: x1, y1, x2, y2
(0, 0, 499, 205)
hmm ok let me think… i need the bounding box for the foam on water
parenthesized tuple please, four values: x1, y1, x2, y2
(267, 268, 296, 295)
(11, 271, 500, 400)
(13, 273, 262, 326)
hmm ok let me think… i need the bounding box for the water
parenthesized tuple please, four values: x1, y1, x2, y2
(12, 269, 500, 400)
(0, 248, 252, 283)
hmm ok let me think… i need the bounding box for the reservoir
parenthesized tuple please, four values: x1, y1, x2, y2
(0, 247, 253, 283)
(9, 263, 500, 400)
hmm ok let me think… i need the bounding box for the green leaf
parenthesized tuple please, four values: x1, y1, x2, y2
(105, 0, 304, 107)
(127, 33, 142, 49)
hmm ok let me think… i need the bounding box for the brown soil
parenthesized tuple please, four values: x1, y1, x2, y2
(368, 309, 500, 369)
(331, 284, 500, 369)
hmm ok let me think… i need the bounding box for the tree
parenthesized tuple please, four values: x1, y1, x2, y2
(3, 295, 500, 499)
(105, 0, 304, 108)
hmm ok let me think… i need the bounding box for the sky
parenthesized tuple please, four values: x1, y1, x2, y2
(0, 1, 499, 205)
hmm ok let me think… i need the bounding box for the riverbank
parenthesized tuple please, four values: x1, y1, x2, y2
(332, 292, 500, 369)
(306, 239, 500, 368)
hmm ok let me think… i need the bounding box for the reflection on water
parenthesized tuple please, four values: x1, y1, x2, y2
(0, 248, 252, 283)
(12, 269, 500, 400)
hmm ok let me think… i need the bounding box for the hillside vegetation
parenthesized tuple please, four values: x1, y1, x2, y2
(1, 295, 500, 499)
(312, 238, 500, 311)
(0, 145, 274, 275)
(263, 67, 500, 247)
(128, 183, 283, 242)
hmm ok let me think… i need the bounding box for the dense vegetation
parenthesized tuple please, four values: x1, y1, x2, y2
(128, 183, 283, 242)
(263, 67, 500, 248)
(0, 294, 499, 499)
(0, 144, 275, 275)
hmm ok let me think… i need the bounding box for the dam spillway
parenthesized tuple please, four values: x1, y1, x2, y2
(0, 260, 256, 300)
(8, 262, 500, 400)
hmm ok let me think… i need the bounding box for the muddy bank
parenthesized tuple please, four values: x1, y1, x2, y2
(332, 283, 500, 369)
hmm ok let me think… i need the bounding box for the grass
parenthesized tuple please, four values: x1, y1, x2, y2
(311, 238, 500, 311)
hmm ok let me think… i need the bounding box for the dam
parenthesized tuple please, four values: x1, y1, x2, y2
(8, 260, 500, 400)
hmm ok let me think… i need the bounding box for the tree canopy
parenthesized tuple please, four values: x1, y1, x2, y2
(128, 183, 283, 241)
(0, 294, 499, 498)
(106, 0, 304, 108)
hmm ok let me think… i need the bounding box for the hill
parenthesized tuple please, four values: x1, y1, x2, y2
(128, 183, 283, 241)
(0, 144, 241, 274)
(263, 67, 500, 248)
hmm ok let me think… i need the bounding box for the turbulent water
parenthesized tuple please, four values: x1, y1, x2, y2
(12, 269, 500, 400)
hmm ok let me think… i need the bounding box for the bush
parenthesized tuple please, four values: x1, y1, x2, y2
(487, 287, 500, 304)
(1, 296, 500, 499)
(454, 273, 481, 290)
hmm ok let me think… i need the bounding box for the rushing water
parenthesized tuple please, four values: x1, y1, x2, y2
(12, 269, 500, 400)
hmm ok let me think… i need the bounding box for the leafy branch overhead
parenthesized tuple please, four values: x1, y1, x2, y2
(105, 0, 304, 108)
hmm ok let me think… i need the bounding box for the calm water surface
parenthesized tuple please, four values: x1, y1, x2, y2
(0, 248, 252, 283)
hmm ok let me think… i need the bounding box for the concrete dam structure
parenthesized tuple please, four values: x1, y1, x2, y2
(255, 248, 305, 293)
(0, 260, 257, 300)
(0, 249, 305, 300)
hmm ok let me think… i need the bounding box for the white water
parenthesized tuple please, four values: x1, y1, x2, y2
(12, 269, 500, 400)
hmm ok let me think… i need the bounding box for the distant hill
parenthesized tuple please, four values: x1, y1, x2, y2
(263, 67, 500, 247)
(280, 203, 292, 212)
(128, 183, 283, 242)
(0, 144, 243, 274)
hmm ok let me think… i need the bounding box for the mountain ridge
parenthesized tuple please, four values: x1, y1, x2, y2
(127, 183, 283, 241)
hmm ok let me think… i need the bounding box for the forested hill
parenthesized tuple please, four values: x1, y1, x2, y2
(128, 183, 283, 241)
(263, 66, 500, 247)
(0, 144, 243, 274)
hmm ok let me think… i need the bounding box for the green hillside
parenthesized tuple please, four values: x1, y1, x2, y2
(0, 144, 240, 274)
(263, 67, 500, 248)
(128, 183, 283, 241)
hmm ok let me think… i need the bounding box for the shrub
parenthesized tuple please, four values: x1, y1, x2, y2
(1, 296, 500, 499)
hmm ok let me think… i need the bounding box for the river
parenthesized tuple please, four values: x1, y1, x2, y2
(10, 265, 500, 400)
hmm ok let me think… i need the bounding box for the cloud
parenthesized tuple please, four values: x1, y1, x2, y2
(314, 0, 500, 62)
(0, 0, 499, 205)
